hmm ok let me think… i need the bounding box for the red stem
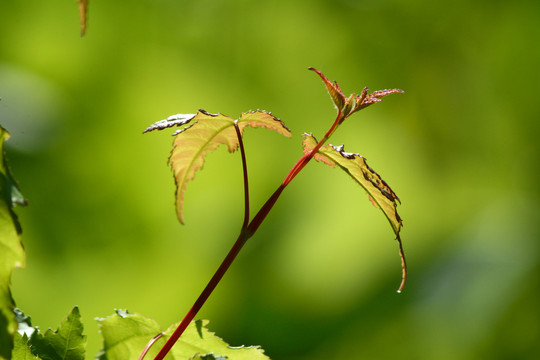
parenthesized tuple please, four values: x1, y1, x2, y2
(152, 230, 251, 359)
(148, 112, 342, 360)
(234, 121, 250, 231)
(282, 112, 341, 187)
(151, 184, 284, 360)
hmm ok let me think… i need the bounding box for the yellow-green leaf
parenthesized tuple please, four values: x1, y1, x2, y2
(237, 110, 291, 138)
(12, 333, 40, 360)
(150, 110, 291, 224)
(96, 311, 269, 360)
(0, 125, 26, 359)
(303, 133, 406, 290)
(166, 320, 269, 360)
(28, 307, 86, 360)
(302, 133, 401, 234)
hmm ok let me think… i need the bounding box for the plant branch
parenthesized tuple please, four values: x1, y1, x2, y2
(152, 228, 252, 360)
(396, 235, 407, 293)
(282, 111, 342, 187)
(151, 111, 352, 360)
(234, 121, 250, 231)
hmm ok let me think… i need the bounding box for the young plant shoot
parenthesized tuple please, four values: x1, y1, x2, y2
(141, 68, 406, 360)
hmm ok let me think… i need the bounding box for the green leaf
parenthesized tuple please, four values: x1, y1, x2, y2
(96, 309, 162, 360)
(303, 133, 407, 290)
(0, 125, 26, 360)
(29, 307, 86, 360)
(97, 311, 270, 360)
(144, 109, 291, 224)
(166, 319, 269, 360)
(12, 333, 39, 360)
(302, 133, 402, 234)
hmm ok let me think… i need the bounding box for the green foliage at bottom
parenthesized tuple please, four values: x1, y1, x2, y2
(162, 319, 269, 360)
(10, 308, 269, 360)
(12, 307, 86, 360)
(12, 333, 39, 360)
(97, 309, 270, 360)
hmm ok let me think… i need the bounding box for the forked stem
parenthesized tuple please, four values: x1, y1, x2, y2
(145, 116, 340, 360)
(144, 107, 407, 360)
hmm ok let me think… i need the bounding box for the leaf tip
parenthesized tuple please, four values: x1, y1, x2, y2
(309, 68, 346, 111)
(143, 113, 197, 134)
(396, 234, 407, 293)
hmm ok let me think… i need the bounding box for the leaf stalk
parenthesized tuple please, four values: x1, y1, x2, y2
(282, 111, 342, 187)
(234, 121, 250, 231)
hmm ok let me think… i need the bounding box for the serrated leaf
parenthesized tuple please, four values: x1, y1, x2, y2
(309, 68, 403, 121)
(353, 88, 404, 113)
(96, 309, 163, 360)
(97, 311, 269, 360)
(303, 133, 406, 290)
(302, 133, 402, 234)
(0, 125, 26, 360)
(236, 111, 291, 137)
(29, 307, 86, 360)
(167, 319, 269, 360)
(161, 109, 291, 224)
(309, 67, 346, 111)
(12, 333, 39, 360)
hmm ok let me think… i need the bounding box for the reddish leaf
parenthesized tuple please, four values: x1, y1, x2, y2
(308, 68, 346, 111)
(309, 68, 403, 120)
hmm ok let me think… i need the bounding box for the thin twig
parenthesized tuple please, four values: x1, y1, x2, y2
(234, 121, 250, 231)
(138, 333, 163, 360)
(151, 111, 353, 360)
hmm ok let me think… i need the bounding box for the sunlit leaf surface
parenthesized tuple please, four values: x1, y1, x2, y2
(302, 133, 402, 235)
(303, 133, 406, 290)
(12, 333, 39, 360)
(97, 310, 269, 360)
(29, 307, 87, 360)
(145, 110, 291, 224)
(0, 125, 26, 359)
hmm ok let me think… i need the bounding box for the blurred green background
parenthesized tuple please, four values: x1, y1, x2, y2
(1, 0, 539, 358)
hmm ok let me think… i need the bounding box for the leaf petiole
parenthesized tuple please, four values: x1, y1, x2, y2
(234, 121, 250, 231)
